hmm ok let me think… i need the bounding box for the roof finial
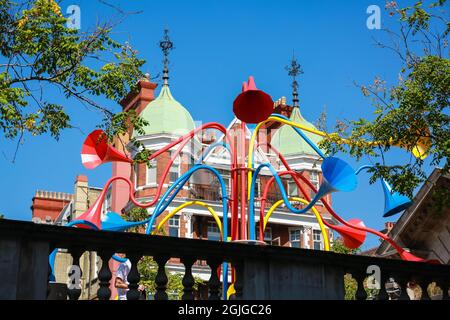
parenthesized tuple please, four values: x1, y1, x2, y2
(159, 29, 174, 86)
(285, 52, 303, 108)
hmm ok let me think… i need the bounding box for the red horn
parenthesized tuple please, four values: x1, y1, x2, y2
(81, 130, 132, 169)
(75, 190, 104, 230)
(232, 76, 273, 124)
(331, 219, 367, 249)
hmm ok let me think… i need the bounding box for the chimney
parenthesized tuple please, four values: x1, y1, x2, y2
(110, 76, 158, 214)
(73, 175, 89, 218)
(120, 75, 158, 116)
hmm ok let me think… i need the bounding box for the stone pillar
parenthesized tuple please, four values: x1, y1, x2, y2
(73, 175, 89, 218)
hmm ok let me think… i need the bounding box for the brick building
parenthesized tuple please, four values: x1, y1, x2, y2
(31, 44, 336, 298)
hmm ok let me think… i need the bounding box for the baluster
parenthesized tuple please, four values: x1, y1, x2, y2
(207, 258, 221, 300)
(67, 247, 83, 300)
(416, 277, 430, 300)
(126, 253, 142, 300)
(181, 256, 196, 300)
(393, 274, 411, 300)
(97, 250, 113, 300)
(353, 271, 367, 300)
(231, 261, 243, 300)
(440, 279, 450, 301)
(154, 255, 169, 300)
(47, 245, 56, 300)
(377, 273, 389, 300)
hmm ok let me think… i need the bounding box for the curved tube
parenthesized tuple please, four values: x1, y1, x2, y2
(195, 141, 231, 165)
(146, 165, 228, 240)
(247, 114, 325, 198)
(249, 161, 330, 240)
(259, 143, 424, 261)
(355, 165, 374, 175)
(263, 197, 330, 251)
(152, 201, 223, 238)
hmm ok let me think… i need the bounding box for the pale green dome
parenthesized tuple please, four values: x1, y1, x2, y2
(134, 85, 195, 137)
(271, 107, 323, 155)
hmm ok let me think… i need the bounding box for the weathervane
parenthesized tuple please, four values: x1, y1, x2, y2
(285, 54, 304, 108)
(159, 29, 174, 85)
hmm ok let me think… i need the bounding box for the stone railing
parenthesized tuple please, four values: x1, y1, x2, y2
(0, 219, 449, 300)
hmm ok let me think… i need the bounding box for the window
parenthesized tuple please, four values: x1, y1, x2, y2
(169, 154, 180, 184)
(310, 171, 320, 199)
(207, 221, 221, 241)
(289, 228, 302, 248)
(287, 180, 299, 197)
(147, 159, 157, 185)
(313, 230, 322, 250)
(168, 216, 180, 237)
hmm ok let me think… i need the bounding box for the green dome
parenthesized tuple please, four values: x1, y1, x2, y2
(271, 107, 323, 155)
(134, 85, 195, 137)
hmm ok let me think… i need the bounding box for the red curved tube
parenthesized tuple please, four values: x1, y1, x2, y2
(257, 142, 426, 262)
(133, 122, 238, 209)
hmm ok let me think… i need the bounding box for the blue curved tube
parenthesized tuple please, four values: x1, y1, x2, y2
(146, 165, 228, 237)
(249, 162, 326, 240)
(355, 165, 374, 175)
(145, 164, 229, 297)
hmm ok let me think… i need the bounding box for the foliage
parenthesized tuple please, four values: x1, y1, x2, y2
(138, 255, 205, 300)
(0, 213, 4, 219)
(330, 237, 360, 255)
(319, 0, 449, 204)
(0, 0, 149, 162)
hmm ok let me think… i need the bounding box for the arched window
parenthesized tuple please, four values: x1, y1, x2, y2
(147, 159, 157, 185)
(169, 152, 181, 184)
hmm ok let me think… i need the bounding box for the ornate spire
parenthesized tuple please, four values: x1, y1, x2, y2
(159, 29, 174, 86)
(285, 53, 303, 108)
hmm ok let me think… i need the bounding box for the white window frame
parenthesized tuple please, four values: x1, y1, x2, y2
(289, 227, 302, 248)
(313, 229, 323, 250)
(146, 159, 158, 186)
(168, 215, 180, 237)
(310, 171, 321, 204)
(207, 221, 221, 241)
(287, 180, 299, 197)
(169, 153, 181, 184)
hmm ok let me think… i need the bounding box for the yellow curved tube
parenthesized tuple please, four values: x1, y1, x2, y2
(152, 201, 223, 237)
(263, 197, 330, 251)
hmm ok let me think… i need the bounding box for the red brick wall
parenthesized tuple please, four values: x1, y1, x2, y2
(31, 197, 71, 222)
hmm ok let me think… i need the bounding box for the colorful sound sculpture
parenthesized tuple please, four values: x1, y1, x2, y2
(50, 76, 437, 300)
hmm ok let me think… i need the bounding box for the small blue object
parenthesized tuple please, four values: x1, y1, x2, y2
(321, 156, 358, 193)
(49, 249, 57, 282)
(381, 179, 413, 217)
(101, 212, 148, 232)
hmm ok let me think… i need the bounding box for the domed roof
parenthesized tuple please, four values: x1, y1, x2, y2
(134, 84, 195, 137)
(271, 107, 323, 155)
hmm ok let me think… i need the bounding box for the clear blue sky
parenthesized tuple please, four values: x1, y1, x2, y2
(0, 0, 437, 250)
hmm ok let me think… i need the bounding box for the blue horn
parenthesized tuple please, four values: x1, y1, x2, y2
(381, 179, 413, 217)
(101, 212, 148, 232)
(301, 157, 357, 213)
(317, 157, 358, 197)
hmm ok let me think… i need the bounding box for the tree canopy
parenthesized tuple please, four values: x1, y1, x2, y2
(0, 0, 148, 161)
